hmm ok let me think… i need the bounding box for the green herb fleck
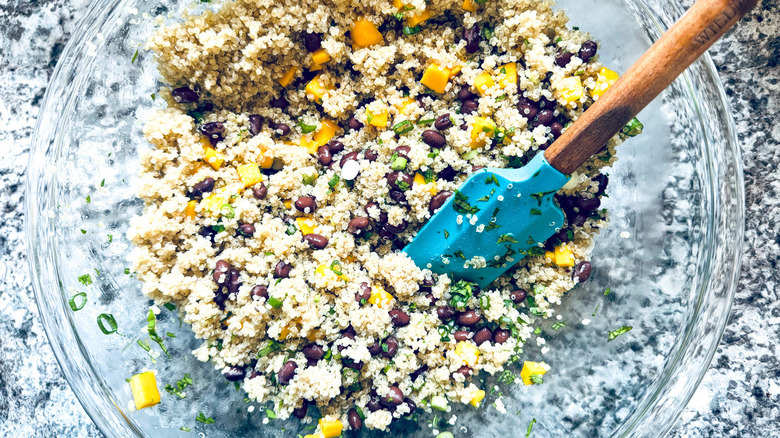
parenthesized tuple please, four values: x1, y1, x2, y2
(147, 309, 170, 358)
(85, 195, 91, 204)
(195, 412, 215, 424)
(592, 303, 600, 316)
(266, 408, 277, 419)
(131, 50, 139, 65)
(497, 370, 515, 384)
(417, 118, 436, 126)
(526, 418, 537, 437)
(497, 234, 518, 244)
(608, 325, 633, 341)
(443, 230, 450, 239)
(495, 94, 508, 102)
(452, 190, 480, 214)
(403, 26, 422, 35)
(604, 288, 611, 296)
(551, 321, 566, 330)
(267, 297, 284, 309)
(297, 120, 317, 134)
(302, 173, 317, 186)
(180, 427, 191, 432)
(78, 274, 93, 286)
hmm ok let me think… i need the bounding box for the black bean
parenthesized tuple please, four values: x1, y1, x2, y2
(343, 357, 363, 370)
(191, 177, 215, 198)
(460, 99, 479, 115)
(533, 109, 555, 127)
(453, 330, 470, 342)
(438, 166, 457, 181)
(473, 327, 493, 346)
(458, 86, 477, 102)
(493, 329, 510, 344)
(342, 325, 356, 339)
(213, 260, 230, 285)
(422, 129, 446, 148)
(368, 341, 382, 356)
(579, 40, 598, 61)
(509, 289, 527, 303)
(410, 365, 428, 382)
(302, 343, 325, 361)
(328, 139, 345, 154)
(383, 220, 408, 234)
(199, 226, 217, 243)
(295, 196, 317, 213)
(238, 223, 255, 237)
(303, 32, 322, 52)
(539, 141, 552, 151)
(340, 151, 359, 167)
(303, 233, 329, 249)
(348, 217, 370, 235)
(269, 96, 289, 109)
(251, 285, 268, 300)
(550, 122, 564, 138)
(292, 404, 308, 419)
(381, 387, 404, 407)
(366, 395, 383, 412)
(388, 190, 407, 204)
(213, 289, 228, 308)
(557, 195, 577, 216)
(517, 97, 539, 120)
(457, 310, 481, 326)
(224, 365, 246, 381)
(437, 305, 455, 320)
(429, 191, 453, 213)
(573, 261, 592, 283)
(555, 50, 574, 68)
(454, 365, 472, 379)
(394, 145, 411, 159)
(347, 408, 363, 430)
(200, 121, 225, 139)
(364, 149, 378, 162)
(386, 171, 413, 191)
(593, 173, 609, 195)
(317, 146, 332, 166)
(381, 337, 398, 358)
(463, 25, 481, 54)
(274, 260, 292, 278)
(389, 309, 410, 327)
(271, 122, 291, 137)
(434, 113, 453, 131)
(570, 214, 587, 227)
(171, 86, 198, 104)
(227, 268, 241, 295)
(471, 285, 481, 296)
(403, 398, 417, 416)
(252, 182, 267, 200)
(248, 114, 263, 136)
(278, 361, 297, 385)
(552, 228, 572, 245)
(356, 282, 372, 303)
(377, 228, 396, 243)
(347, 117, 364, 131)
(576, 196, 601, 212)
(538, 96, 556, 109)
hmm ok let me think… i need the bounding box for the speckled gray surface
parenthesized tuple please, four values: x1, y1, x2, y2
(0, 0, 777, 437)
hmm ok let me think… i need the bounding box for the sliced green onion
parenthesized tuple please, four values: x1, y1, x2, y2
(403, 26, 422, 35)
(257, 341, 280, 357)
(164, 303, 176, 312)
(460, 149, 479, 161)
(330, 260, 343, 276)
(267, 297, 284, 309)
(417, 118, 436, 125)
(219, 204, 235, 219)
(391, 156, 408, 171)
(621, 117, 644, 137)
(97, 313, 118, 334)
(298, 120, 317, 134)
(431, 395, 449, 411)
(392, 120, 414, 135)
(68, 292, 87, 311)
(478, 295, 490, 310)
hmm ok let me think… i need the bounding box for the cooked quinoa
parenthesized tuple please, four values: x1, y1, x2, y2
(129, 0, 631, 433)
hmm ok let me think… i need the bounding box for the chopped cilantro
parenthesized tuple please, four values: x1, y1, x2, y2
(530, 208, 541, 215)
(85, 195, 91, 204)
(297, 120, 317, 134)
(78, 274, 93, 286)
(551, 321, 566, 330)
(417, 118, 436, 125)
(301, 173, 317, 186)
(403, 26, 422, 35)
(443, 230, 450, 239)
(131, 49, 139, 64)
(100, 179, 105, 187)
(266, 408, 277, 419)
(452, 190, 480, 214)
(608, 325, 633, 341)
(195, 412, 215, 424)
(604, 288, 611, 296)
(497, 234, 518, 244)
(495, 94, 508, 102)
(485, 174, 500, 186)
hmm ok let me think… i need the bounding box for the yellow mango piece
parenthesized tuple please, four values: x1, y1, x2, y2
(462, 0, 478, 12)
(312, 48, 331, 65)
(407, 10, 432, 27)
(544, 250, 555, 264)
(300, 136, 319, 155)
(315, 263, 349, 281)
(305, 75, 331, 103)
(469, 117, 496, 149)
(304, 434, 324, 438)
(237, 163, 262, 188)
(553, 244, 575, 267)
(279, 66, 297, 88)
(453, 341, 480, 367)
(352, 19, 383, 48)
(185, 200, 198, 219)
(558, 76, 584, 102)
(313, 119, 338, 147)
(593, 67, 619, 98)
(470, 389, 486, 407)
(200, 185, 239, 217)
(521, 361, 549, 385)
(306, 330, 320, 342)
(257, 150, 274, 169)
(368, 284, 394, 308)
(397, 97, 416, 115)
(283, 200, 292, 209)
(309, 63, 324, 72)
(201, 138, 225, 170)
(368, 107, 388, 128)
(421, 64, 451, 94)
(473, 72, 495, 96)
(498, 62, 517, 88)
(319, 419, 343, 438)
(279, 325, 291, 340)
(393, 0, 404, 8)
(129, 371, 160, 410)
(296, 217, 317, 235)
(414, 173, 437, 195)
(448, 62, 463, 78)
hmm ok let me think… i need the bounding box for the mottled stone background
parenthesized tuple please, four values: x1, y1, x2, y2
(0, 0, 777, 436)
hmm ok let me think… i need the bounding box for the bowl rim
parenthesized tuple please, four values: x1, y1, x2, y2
(25, 0, 744, 436)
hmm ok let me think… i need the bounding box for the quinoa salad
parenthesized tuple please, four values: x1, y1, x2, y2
(129, 0, 641, 434)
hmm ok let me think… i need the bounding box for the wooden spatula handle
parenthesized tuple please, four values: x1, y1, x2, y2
(545, 0, 757, 176)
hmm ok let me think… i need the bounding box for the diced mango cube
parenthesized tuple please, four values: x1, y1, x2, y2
(520, 361, 549, 385)
(279, 325, 291, 340)
(368, 284, 394, 308)
(319, 419, 343, 438)
(469, 117, 496, 149)
(283, 199, 292, 209)
(414, 173, 437, 195)
(296, 217, 317, 235)
(453, 341, 480, 367)
(553, 244, 575, 267)
(593, 67, 619, 98)
(352, 19, 383, 48)
(368, 107, 388, 128)
(470, 389, 486, 407)
(473, 72, 495, 96)
(309, 63, 324, 72)
(257, 150, 274, 169)
(393, 0, 404, 8)
(315, 263, 348, 281)
(397, 97, 416, 115)
(185, 200, 198, 219)
(313, 119, 338, 147)
(462, 0, 478, 12)
(200, 189, 234, 217)
(448, 62, 463, 78)
(128, 371, 160, 410)
(237, 163, 262, 188)
(407, 10, 432, 27)
(305, 75, 331, 103)
(558, 76, 584, 102)
(300, 136, 319, 155)
(498, 62, 517, 88)
(279, 66, 297, 87)
(311, 48, 331, 65)
(200, 138, 226, 170)
(304, 435, 324, 438)
(421, 64, 451, 94)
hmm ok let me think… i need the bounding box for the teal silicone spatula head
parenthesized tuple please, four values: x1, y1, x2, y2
(404, 152, 569, 289)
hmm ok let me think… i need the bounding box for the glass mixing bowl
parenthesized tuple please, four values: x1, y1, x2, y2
(26, 0, 744, 436)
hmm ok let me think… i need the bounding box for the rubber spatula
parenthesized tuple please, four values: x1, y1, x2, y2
(404, 0, 756, 288)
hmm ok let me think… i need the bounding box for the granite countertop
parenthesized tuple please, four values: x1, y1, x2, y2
(1, 0, 778, 436)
